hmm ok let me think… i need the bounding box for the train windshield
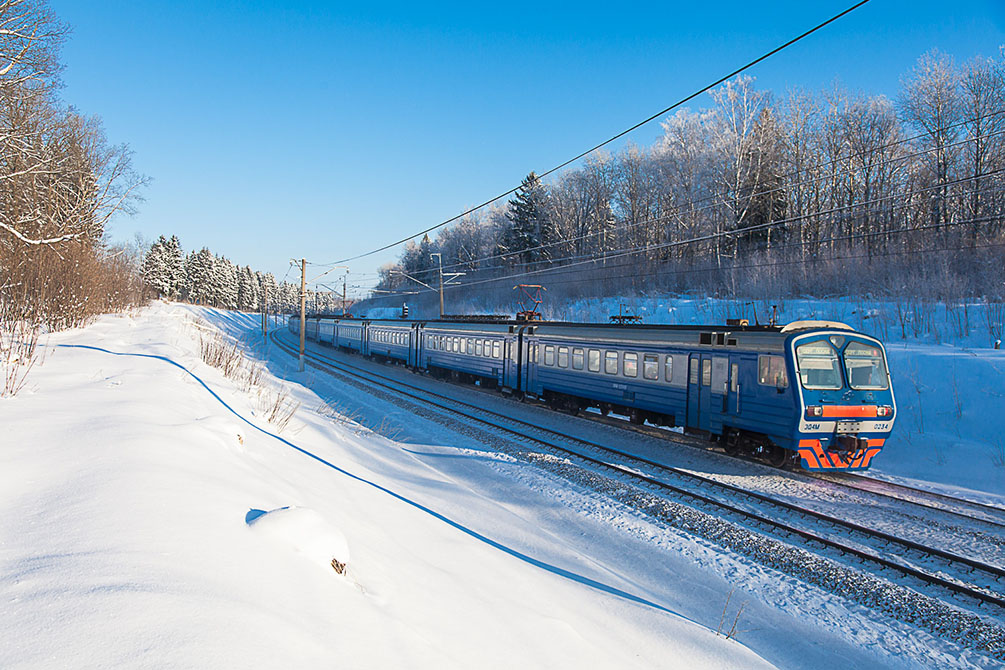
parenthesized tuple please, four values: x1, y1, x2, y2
(795, 340, 843, 390)
(843, 341, 889, 390)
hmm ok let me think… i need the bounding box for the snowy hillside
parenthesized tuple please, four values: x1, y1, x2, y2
(1, 303, 999, 668)
(0, 304, 774, 669)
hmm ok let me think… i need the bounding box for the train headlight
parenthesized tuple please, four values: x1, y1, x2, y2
(877, 405, 893, 417)
(806, 406, 823, 418)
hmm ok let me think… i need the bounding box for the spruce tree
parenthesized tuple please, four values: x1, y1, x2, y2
(500, 172, 553, 267)
(141, 237, 170, 297)
(164, 235, 185, 299)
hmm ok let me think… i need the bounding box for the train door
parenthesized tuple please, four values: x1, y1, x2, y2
(503, 337, 515, 392)
(410, 323, 421, 369)
(523, 341, 538, 395)
(699, 356, 715, 431)
(709, 356, 730, 432)
(686, 354, 701, 429)
(725, 357, 741, 418)
(687, 353, 716, 432)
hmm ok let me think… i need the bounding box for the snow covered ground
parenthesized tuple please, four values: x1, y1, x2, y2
(1, 303, 1000, 668)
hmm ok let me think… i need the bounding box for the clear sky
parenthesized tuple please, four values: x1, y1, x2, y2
(50, 0, 1005, 294)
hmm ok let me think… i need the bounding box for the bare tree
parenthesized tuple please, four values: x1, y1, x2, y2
(900, 50, 963, 230)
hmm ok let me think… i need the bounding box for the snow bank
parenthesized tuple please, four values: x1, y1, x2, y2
(0, 303, 782, 669)
(247, 506, 351, 571)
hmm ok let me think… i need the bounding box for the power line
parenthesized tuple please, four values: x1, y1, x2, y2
(385, 168, 1005, 296)
(434, 220, 1005, 296)
(327, 0, 873, 266)
(423, 121, 1005, 276)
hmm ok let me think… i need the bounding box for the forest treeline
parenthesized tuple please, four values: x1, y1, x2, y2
(141, 236, 332, 314)
(372, 48, 1005, 310)
(0, 0, 145, 332)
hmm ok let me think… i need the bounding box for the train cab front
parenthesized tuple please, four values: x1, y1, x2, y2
(789, 330, 896, 470)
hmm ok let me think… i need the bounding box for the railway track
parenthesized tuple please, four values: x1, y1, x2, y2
(808, 471, 1005, 529)
(550, 394, 1005, 534)
(271, 330, 1005, 619)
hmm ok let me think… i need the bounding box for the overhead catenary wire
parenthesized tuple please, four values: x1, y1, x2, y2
(387, 214, 1005, 299)
(325, 0, 874, 267)
(393, 169, 1005, 296)
(420, 120, 1005, 277)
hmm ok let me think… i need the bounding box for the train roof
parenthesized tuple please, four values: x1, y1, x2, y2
(294, 315, 877, 354)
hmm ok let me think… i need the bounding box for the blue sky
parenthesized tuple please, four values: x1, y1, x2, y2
(51, 0, 1005, 292)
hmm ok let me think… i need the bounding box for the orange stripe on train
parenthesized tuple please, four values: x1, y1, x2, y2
(798, 438, 884, 469)
(798, 448, 821, 469)
(820, 405, 878, 418)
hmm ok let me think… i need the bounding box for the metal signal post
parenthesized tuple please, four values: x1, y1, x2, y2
(298, 258, 306, 371)
(430, 253, 464, 318)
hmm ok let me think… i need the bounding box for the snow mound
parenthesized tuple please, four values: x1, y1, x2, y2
(247, 506, 350, 570)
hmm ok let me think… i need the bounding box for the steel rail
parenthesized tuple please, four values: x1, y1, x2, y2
(580, 408, 1005, 532)
(807, 471, 1005, 528)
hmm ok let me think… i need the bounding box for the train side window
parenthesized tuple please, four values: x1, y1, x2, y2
(605, 351, 619, 375)
(493, 341, 502, 359)
(758, 355, 789, 388)
(675, 355, 691, 387)
(711, 357, 728, 393)
(623, 352, 638, 377)
(643, 354, 658, 380)
(544, 345, 556, 366)
(665, 356, 674, 382)
(702, 359, 712, 386)
(476, 340, 483, 356)
(572, 348, 584, 370)
(557, 346, 569, 368)
(588, 349, 601, 372)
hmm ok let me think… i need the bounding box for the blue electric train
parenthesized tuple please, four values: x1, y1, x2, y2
(289, 315, 896, 471)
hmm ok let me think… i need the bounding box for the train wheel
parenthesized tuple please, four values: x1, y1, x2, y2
(723, 430, 741, 457)
(766, 445, 790, 469)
